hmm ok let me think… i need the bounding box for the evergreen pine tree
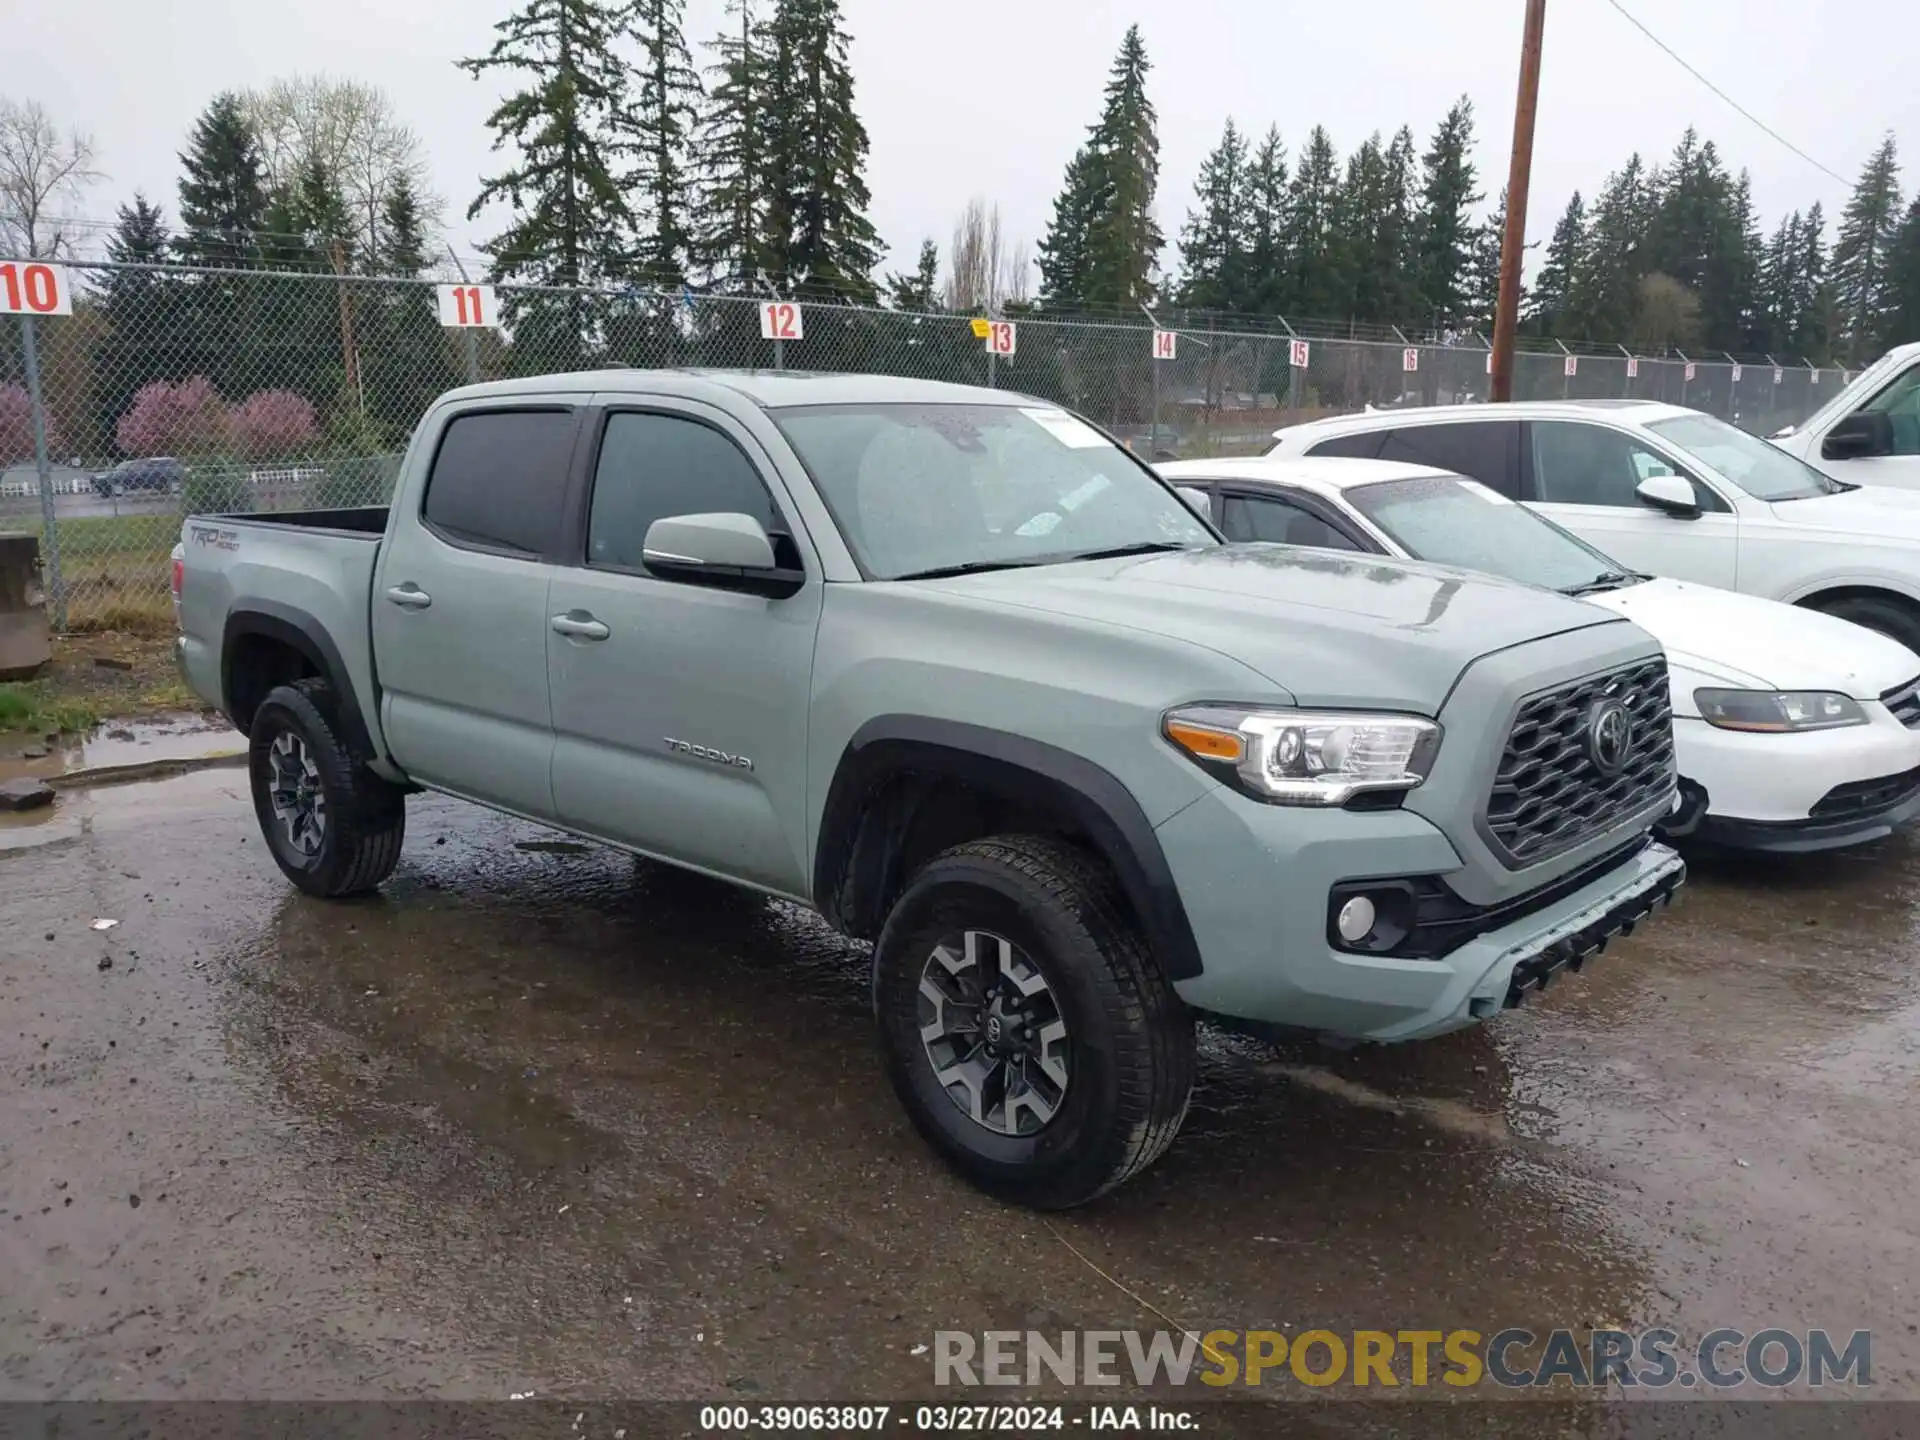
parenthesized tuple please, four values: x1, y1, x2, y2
(758, 0, 880, 300)
(885, 238, 940, 310)
(1242, 127, 1289, 315)
(97, 196, 188, 450)
(1080, 24, 1162, 308)
(1376, 127, 1422, 324)
(695, 0, 768, 284)
(1177, 118, 1248, 312)
(1285, 125, 1342, 317)
(379, 174, 430, 278)
(1797, 202, 1832, 359)
(175, 93, 270, 267)
(1036, 147, 1106, 309)
(1832, 134, 1903, 362)
(1463, 189, 1518, 334)
(459, 0, 634, 287)
(1886, 198, 1920, 347)
(621, 0, 703, 287)
(1565, 154, 1651, 342)
(1526, 192, 1585, 333)
(1757, 210, 1802, 354)
(1414, 97, 1481, 327)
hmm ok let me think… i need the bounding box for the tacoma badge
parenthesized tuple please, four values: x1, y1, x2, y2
(663, 737, 754, 771)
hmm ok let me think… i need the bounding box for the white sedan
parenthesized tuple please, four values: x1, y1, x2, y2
(1161, 456, 1920, 854)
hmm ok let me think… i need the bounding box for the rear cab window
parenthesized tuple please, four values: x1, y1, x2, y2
(422, 408, 578, 556)
(1374, 421, 1522, 497)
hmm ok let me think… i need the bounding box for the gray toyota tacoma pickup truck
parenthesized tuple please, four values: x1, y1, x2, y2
(176, 370, 1685, 1208)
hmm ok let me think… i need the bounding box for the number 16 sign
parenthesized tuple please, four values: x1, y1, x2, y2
(436, 283, 498, 328)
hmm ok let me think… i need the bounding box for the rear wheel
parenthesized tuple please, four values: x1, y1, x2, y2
(1812, 594, 1920, 657)
(248, 678, 405, 898)
(873, 835, 1195, 1209)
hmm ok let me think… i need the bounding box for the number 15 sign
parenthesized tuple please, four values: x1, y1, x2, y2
(436, 283, 498, 328)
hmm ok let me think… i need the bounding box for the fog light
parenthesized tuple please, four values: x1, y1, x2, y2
(1336, 895, 1378, 945)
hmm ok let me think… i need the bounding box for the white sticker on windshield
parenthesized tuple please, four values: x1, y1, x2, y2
(1460, 480, 1514, 506)
(1020, 407, 1109, 449)
(1058, 474, 1112, 512)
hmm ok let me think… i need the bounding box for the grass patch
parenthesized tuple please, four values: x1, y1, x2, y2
(0, 682, 108, 736)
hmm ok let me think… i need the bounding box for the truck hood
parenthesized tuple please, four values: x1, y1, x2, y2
(1767, 485, 1920, 540)
(921, 544, 1630, 714)
(1584, 577, 1920, 696)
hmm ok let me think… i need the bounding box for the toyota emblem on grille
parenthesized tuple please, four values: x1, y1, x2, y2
(1587, 698, 1633, 775)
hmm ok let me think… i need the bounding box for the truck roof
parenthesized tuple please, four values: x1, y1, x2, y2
(434, 368, 1032, 411)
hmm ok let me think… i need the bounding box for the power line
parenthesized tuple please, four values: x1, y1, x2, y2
(1600, 0, 1853, 186)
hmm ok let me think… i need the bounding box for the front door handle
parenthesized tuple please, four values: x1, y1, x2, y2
(551, 612, 610, 641)
(385, 584, 432, 609)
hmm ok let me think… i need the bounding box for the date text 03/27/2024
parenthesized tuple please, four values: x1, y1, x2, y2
(698, 1405, 1194, 1432)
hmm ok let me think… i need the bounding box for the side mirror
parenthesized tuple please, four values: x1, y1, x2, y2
(1635, 473, 1701, 519)
(642, 512, 804, 597)
(1174, 486, 1212, 520)
(1822, 410, 1895, 462)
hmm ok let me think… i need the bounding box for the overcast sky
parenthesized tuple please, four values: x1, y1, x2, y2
(5, 0, 1914, 285)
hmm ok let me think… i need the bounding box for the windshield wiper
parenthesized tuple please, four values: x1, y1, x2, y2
(1058, 540, 1199, 562)
(1562, 570, 1646, 596)
(889, 559, 1046, 581)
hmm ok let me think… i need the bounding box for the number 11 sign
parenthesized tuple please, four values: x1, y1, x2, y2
(436, 283, 498, 328)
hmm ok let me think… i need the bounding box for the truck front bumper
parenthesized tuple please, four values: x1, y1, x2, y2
(1156, 787, 1685, 1043)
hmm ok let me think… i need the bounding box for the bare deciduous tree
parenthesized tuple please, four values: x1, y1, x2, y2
(242, 75, 438, 260)
(945, 198, 1031, 312)
(0, 98, 103, 258)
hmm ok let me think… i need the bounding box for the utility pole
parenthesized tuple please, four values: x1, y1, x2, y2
(1490, 0, 1547, 404)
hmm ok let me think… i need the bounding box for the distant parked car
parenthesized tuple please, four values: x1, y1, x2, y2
(93, 456, 185, 496)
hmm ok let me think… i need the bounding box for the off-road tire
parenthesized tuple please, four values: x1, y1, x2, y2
(248, 677, 405, 898)
(873, 834, 1196, 1209)
(1813, 594, 1920, 657)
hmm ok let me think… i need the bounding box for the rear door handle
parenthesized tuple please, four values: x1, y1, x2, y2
(385, 584, 432, 609)
(550, 612, 610, 641)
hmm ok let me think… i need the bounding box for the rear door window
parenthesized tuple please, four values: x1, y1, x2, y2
(423, 409, 578, 555)
(1376, 421, 1522, 496)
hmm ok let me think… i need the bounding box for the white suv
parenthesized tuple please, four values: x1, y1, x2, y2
(1266, 401, 1920, 654)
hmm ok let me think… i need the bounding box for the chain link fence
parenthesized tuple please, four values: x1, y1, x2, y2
(0, 259, 1852, 630)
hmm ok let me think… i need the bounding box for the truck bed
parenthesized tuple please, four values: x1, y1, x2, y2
(197, 506, 389, 536)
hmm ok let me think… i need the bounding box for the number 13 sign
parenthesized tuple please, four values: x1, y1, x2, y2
(436, 283, 498, 328)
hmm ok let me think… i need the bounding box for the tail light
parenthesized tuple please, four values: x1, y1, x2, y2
(170, 555, 183, 600)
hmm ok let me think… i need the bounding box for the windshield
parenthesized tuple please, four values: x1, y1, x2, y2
(1646, 413, 1843, 501)
(1345, 473, 1636, 594)
(773, 402, 1216, 580)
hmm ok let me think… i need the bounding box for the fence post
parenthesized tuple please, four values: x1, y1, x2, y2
(447, 246, 481, 385)
(20, 314, 66, 631)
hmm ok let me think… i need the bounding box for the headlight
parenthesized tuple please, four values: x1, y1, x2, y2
(1164, 704, 1441, 806)
(1692, 688, 1868, 733)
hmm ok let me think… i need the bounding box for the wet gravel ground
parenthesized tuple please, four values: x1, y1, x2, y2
(2, 771, 1917, 1414)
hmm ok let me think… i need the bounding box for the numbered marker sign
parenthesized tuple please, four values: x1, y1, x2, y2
(0, 260, 73, 316)
(1811, 369, 1820, 386)
(1684, 362, 1697, 383)
(1564, 355, 1578, 378)
(1485, 351, 1494, 375)
(1152, 330, 1178, 362)
(1289, 339, 1311, 369)
(760, 300, 803, 341)
(984, 320, 1017, 356)
(1773, 366, 1785, 385)
(436, 284, 497, 328)
(1402, 347, 1419, 373)
(1731, 364, 1743, 383)
(1626, 357, 1639, 379)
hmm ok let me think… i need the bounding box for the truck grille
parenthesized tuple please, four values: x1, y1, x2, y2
(1881, 676, 1920, 729)
(1485, 658, 1675, 868)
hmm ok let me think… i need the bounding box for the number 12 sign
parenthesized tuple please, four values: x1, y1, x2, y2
(760, 301, 803, 341)
(436, 284, 497, 328)
(0, 260, 73, 316)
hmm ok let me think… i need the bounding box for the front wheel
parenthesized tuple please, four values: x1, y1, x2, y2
(248, 678, 405, 898)
(1813, 594, 1920, 657)
(873, 835, 1195, 1209)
